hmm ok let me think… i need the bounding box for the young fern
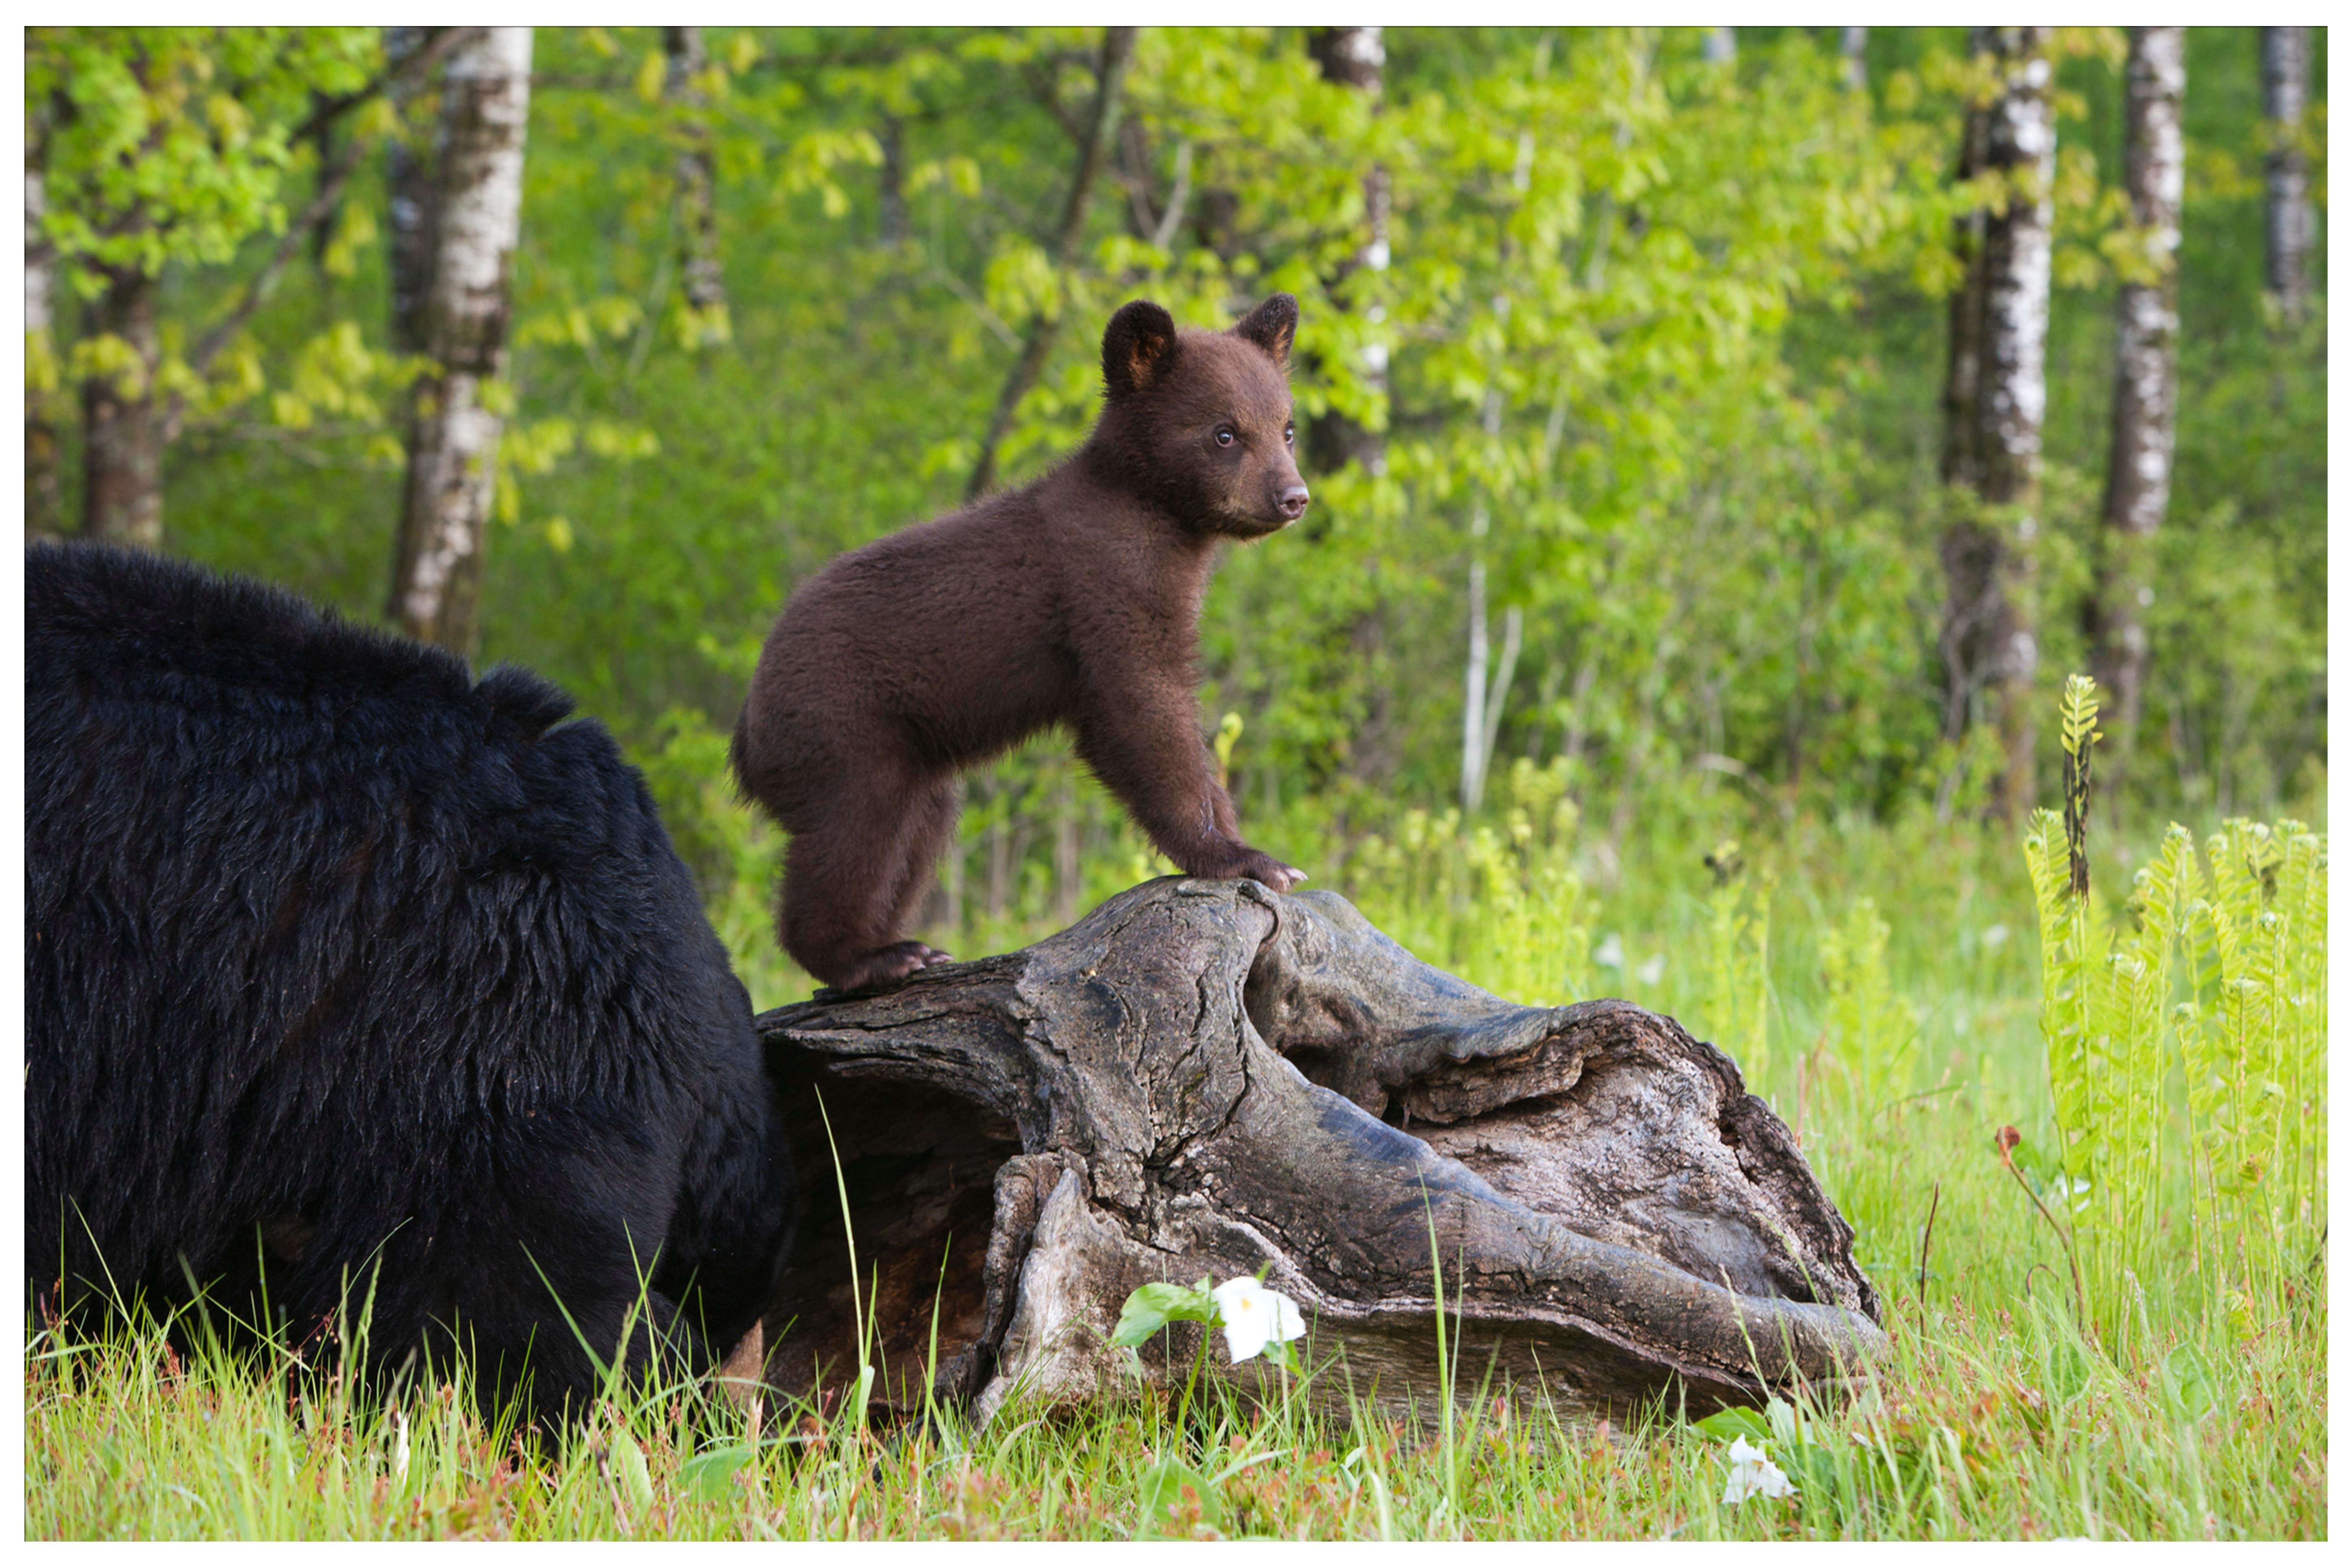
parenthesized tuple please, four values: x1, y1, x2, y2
(2028, 673, 2327, 1337)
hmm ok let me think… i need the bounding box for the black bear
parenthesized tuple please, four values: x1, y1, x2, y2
(732, 294, 1309, 992)
(24, 541, 792, 1423)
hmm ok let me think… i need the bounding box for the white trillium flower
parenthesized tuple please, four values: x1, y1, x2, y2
(1208, 1275, 1306, 1363)
(1720, 1435, 1797, 1503)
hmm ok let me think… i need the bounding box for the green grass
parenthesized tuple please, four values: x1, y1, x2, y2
(25, 787, 2327, 1539)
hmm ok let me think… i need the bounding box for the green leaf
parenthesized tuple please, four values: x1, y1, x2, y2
(1108, 1280, 1217, 1348)
(679, 1444, 752, 1504)
(1135, 1456, 1221, 1538)
(610, 1429, 656, 1516)
(1694, 1407, 1772, 1445)
(2163, 1345, 2215, 1425)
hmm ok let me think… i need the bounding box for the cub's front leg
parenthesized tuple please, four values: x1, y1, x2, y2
(1072, 662, 1305, 893)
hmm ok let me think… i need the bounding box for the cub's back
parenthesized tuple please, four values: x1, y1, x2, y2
(752, 489, 1082, 754)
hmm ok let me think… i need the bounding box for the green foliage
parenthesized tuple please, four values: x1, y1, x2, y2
(42, 26, 2313, 849)
(1342, 757, 1594, 1007)
(28, 28, 379, 288)
(1702, 843, 1774, 1085)
(2025, 679, 2327, 1346)
(1818, 896, 1918, 1112)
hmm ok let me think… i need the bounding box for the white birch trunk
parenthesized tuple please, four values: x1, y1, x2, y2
(664, 26, 728, 343)
(2091, 28, 2185, 758)
(1463, 547, 1488, 813)
(2260, 27, 2313, 321)
(390, 26, 533, 655)
(1841, 28, 1868, 90)
(1977, 28, 2056, 814)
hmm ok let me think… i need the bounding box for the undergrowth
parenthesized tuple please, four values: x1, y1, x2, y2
(26, 691, 2326, 1540)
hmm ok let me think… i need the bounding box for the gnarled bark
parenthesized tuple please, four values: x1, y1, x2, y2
(751, 879, 1883, 1428)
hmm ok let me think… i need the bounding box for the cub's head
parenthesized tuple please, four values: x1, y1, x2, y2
(1095, 294, 1310, 539)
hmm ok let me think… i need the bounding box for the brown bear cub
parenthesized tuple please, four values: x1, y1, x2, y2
(732, 294, 1310, 992)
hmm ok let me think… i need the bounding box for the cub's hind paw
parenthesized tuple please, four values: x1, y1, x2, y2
(819, 940, 953, 997)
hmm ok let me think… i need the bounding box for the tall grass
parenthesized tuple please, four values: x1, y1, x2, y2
(28, 704, 2324, 1539)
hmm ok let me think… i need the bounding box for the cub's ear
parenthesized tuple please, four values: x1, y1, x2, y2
(1232, 293, 1298, 365)
(1103, 300, 1180, 397)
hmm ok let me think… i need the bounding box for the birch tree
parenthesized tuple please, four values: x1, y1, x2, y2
(2259, 27, 2313, 322)
(1307, 26, 1390, 479)
(1462, 113, 1538, 815)
(389, 26, 534, 654)
(2087, 28, 2185, 775)
(385, 27, 441, 357)
(1841, 28, 1868, 91)
(1938, 27, 2055, 818)
(664, 26, 729, 347)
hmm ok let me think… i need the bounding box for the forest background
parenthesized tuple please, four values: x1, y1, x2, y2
(25, 25, 2326, 945)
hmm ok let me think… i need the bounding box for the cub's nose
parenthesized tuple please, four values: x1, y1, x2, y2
(1276, 484, 1310, 521)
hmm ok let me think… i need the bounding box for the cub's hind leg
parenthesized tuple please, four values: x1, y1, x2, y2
(878, 773, 962, 968)
(778, 762, 953, 993)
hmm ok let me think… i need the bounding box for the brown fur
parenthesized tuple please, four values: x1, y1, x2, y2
(732, 295, 1310, 991)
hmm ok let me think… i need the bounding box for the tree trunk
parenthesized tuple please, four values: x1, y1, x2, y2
(389, 26, 533, 656)
(966, 27, 1139, 504)
(1464, 552, 1490, 811)
(1938, 80, 1991, 499)
(878, 114, 911, 248)
(26, 125, 63, 539)
(750, 880, 1883, 1427)
(2088, 28, 2185, 780)
(1306, 26, 1390, 480)
(79, 265, 163, 549)
(1976, 27, 2056, 818)
(1841, 27, 1869, 90)
(1461, 546, 1522, 815)
(2259, 28, 2312, 322)
(1703, 28, 1737, 66)
(385, 26, 445, 358)
(1938, 27, 2054, 819)
(664, 26, 728, 345)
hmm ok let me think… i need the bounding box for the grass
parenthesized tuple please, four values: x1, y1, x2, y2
(24, 768, 2328, 1539)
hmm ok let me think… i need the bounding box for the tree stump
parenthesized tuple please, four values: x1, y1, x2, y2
(752, 879, 1883, 1426)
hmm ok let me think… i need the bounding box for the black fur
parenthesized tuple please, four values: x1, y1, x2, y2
(24, 541, 791, 1422)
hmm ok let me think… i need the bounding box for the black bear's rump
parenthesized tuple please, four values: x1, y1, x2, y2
(24, 541, 791, 1421)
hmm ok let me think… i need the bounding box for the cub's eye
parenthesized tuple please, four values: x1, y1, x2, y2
(1214, 425, 1236, 448)
(1284, 423, 1295, 445)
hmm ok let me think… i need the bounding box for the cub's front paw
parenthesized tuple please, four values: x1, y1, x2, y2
(1230, 849, 1309, 894)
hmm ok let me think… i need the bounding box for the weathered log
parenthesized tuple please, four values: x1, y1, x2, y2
(752, 878, 1883, 1427)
